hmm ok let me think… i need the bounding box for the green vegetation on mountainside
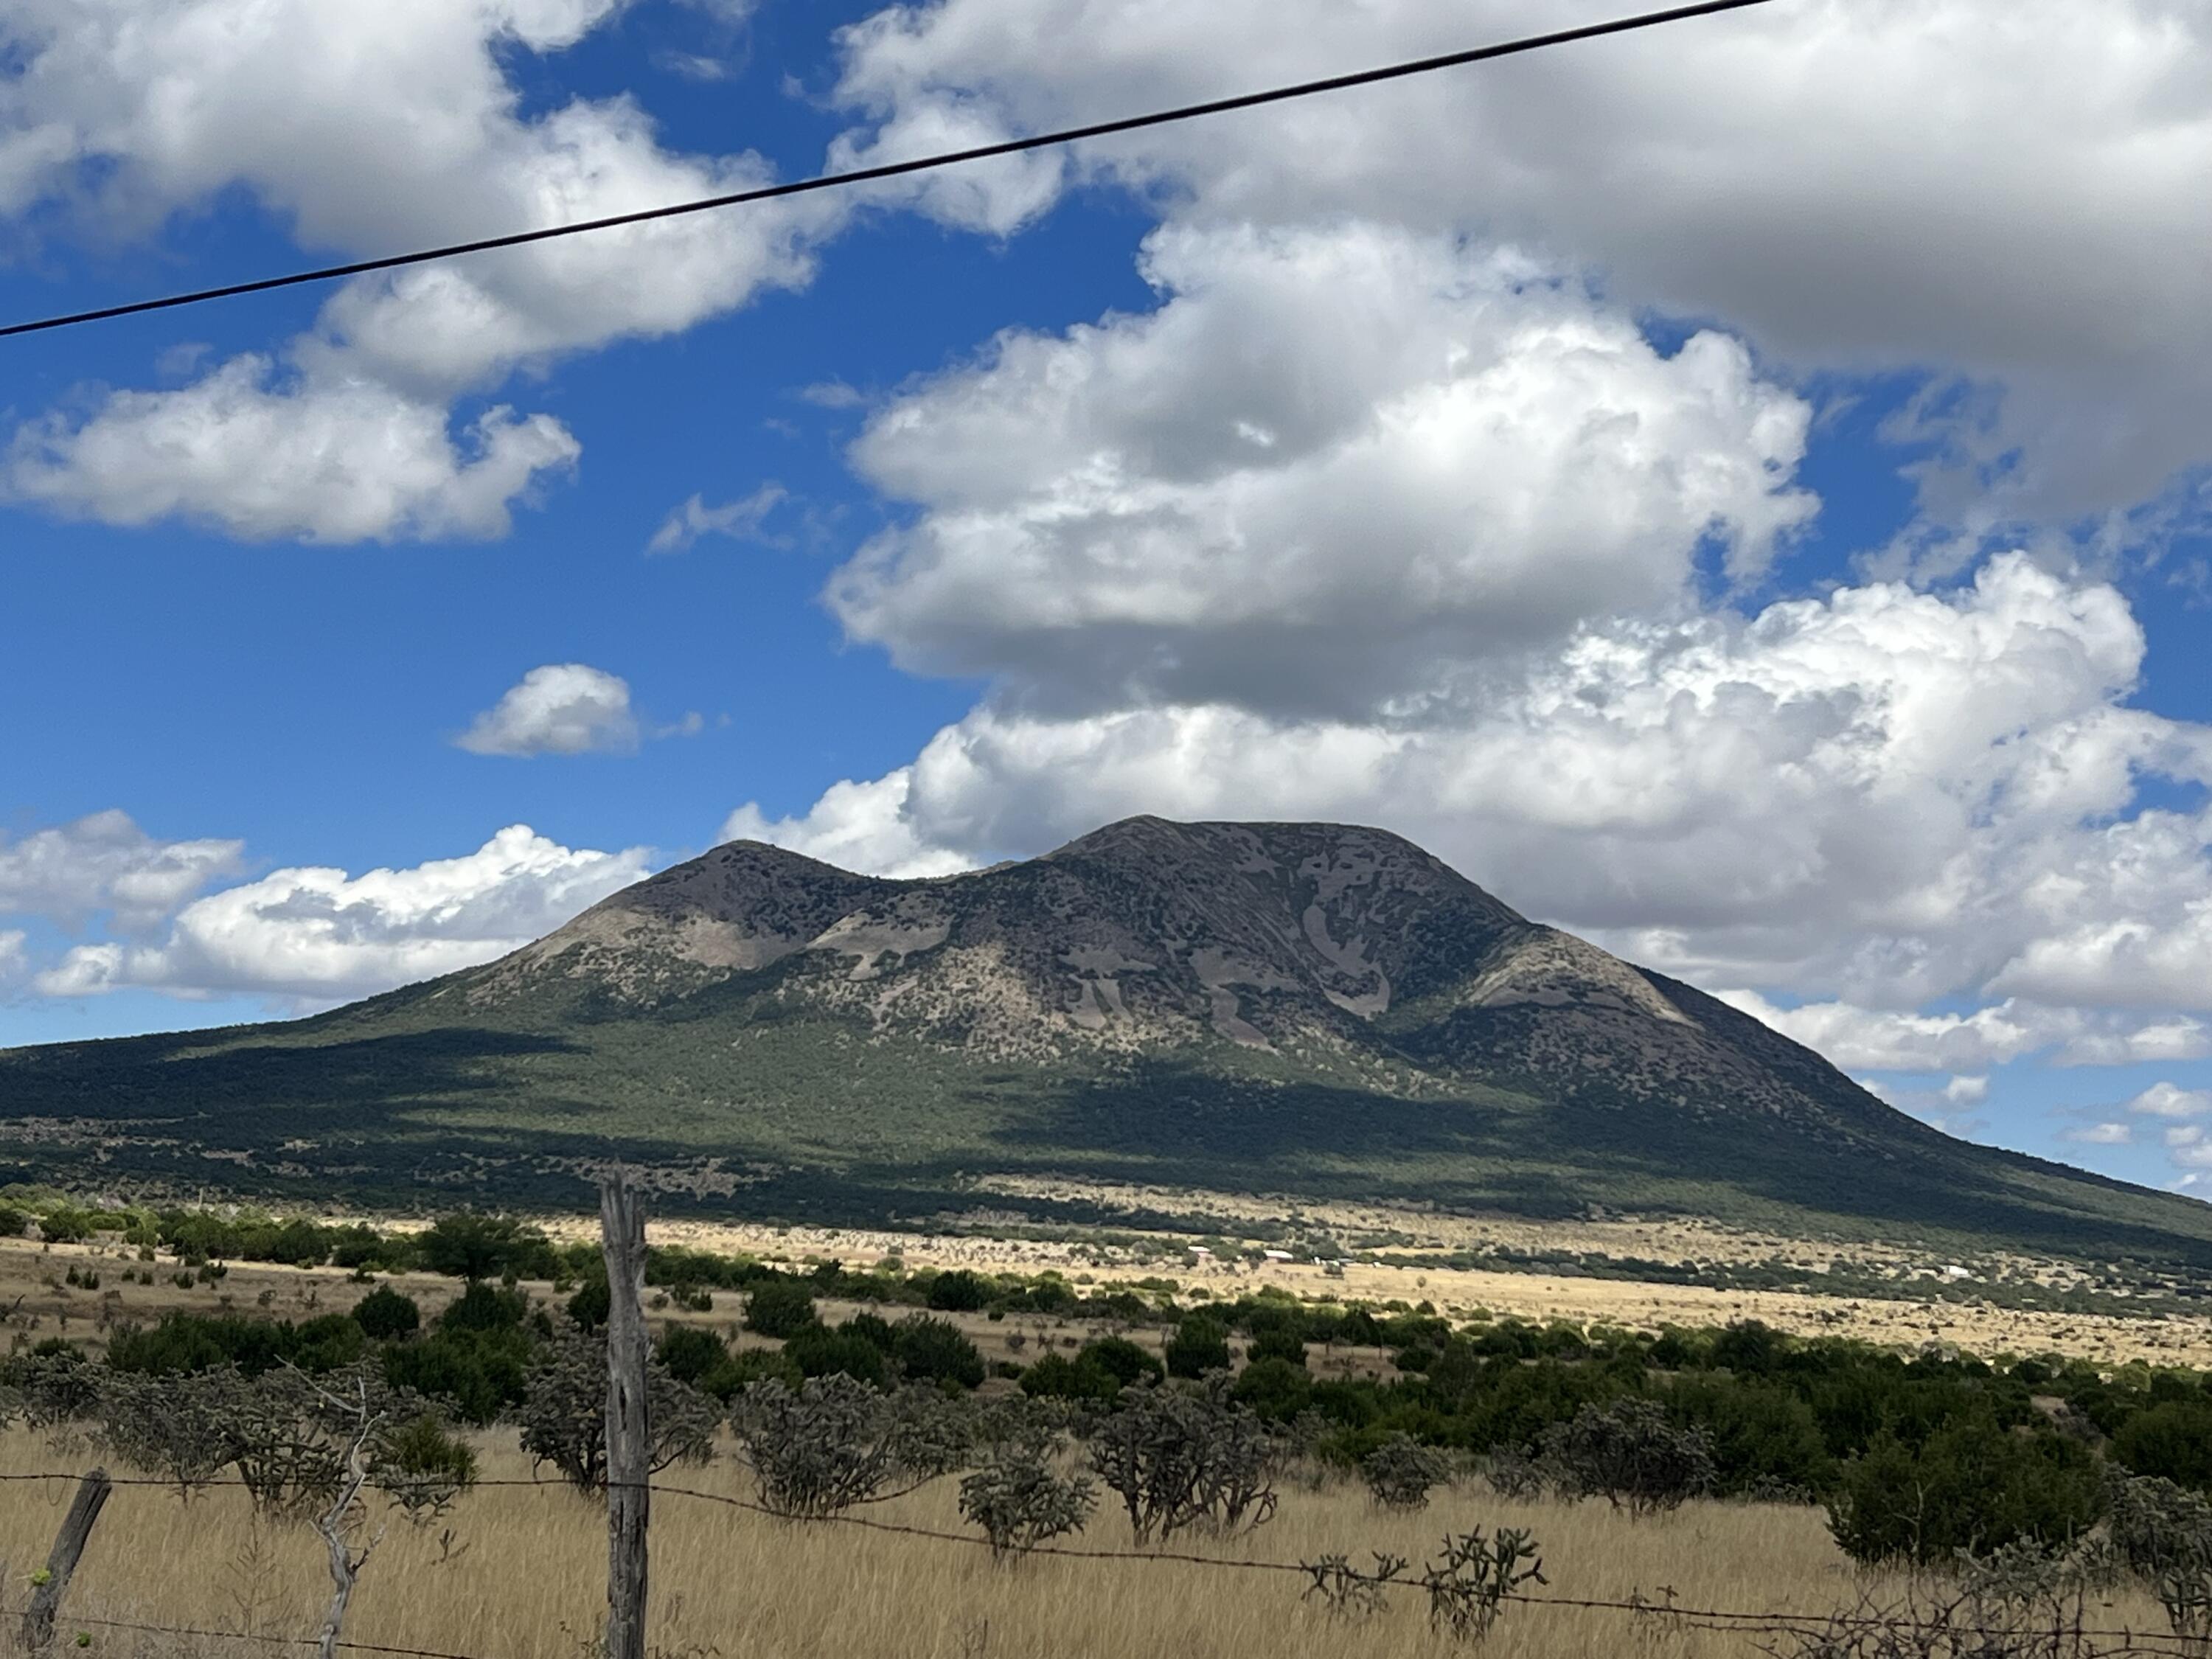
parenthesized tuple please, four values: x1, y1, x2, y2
(4, 815, 2211, 1267)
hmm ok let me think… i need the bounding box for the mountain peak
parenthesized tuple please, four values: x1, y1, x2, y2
(13, 813, 2206, 1265)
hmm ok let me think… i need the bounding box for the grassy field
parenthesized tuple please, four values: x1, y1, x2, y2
(6, 1215, 2207, 1658)
(0, 1426, 2177, 1659)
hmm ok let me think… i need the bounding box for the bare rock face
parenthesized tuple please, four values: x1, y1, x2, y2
(465, 816, 1526, 1044)
(439, 814, 1895, 1141)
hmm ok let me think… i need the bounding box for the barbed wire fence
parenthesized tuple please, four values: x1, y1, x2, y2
(2, 1466, 2205, 1658)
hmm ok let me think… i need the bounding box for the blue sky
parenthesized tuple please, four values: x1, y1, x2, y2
(4, 0, 2211, 1194)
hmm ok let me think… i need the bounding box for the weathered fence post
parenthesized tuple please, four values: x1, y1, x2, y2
(601, 1168, 650, 1659)
(313, 1375, 387, 1659)
(21, 1469, 111, 1652)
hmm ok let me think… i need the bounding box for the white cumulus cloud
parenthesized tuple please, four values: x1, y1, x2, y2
(0, 0, 838, 542)
(457, 665, 644, 757)
(831, 0, 2212, 532)
(831, 223, 1815, 714)
(0, 810, 244, 931)
(7, 361, 578, 543)
(2064, 1121, 2133, 1146)
(740, 555, 2212, 1043)
(35, 825, 651, 1004)
(2126, 1082, 2212, 1119)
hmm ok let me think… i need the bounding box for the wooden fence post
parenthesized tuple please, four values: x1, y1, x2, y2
(21, 1469, 111, 1652)
(601, 1169, 650, 1659)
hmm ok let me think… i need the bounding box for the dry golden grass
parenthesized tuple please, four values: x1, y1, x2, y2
(0, 1428, 2179, 1659)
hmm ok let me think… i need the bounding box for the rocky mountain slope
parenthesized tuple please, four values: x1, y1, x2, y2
(4, 817, 2208, 1264)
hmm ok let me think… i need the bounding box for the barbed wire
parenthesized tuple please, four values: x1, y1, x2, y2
(0, 1465, 2200, 1649)
(0, 1597, 498, 1659)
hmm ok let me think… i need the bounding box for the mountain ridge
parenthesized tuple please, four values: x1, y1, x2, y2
(2, 815, 2207, 1265)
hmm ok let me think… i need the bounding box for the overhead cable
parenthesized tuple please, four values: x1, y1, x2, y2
(0, 0, 1781, 341)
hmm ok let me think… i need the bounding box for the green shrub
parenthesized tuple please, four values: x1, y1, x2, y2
(1082, 1337, 1164, 1388)
(439, 1281, 527, 1332)
(718, 1348, 804, 1393)
(2112, 1399, 2212, 1491)
(1231, 1357, 1315, 1422)
(382, 1327, 532, 1425)
(1661, 1376, 1833, 1498)
(1826, 1419, 2103, 1565)
(743, 1277, 818, 1338)
(784, 1324, 890, 1387)
(105, 1311, 361, 1376)
(1165, 1316, 1231, 1379)
(655, 1326, 730, 1389)
(927, 1270, 990, 1312)
(566, 1276, 611, 1331)
(374, 1413, 478, 1520)
(351, 1287, 421, 1341)
(844, 1312, 897, 1352)
(892, 1316, 986, 1390)
(1020, 1351, 1119, 1403)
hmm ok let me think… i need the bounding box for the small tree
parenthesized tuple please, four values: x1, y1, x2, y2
(1826, 1419, 2101, 1566)
(1540, 1397, 1714, 1518)
(743, 1277, 818, 1338)
(351, 1287, 421, 1341)
(928, 1270, 990, 1312)
(893, 1316, 987, 1391)
(1164, 1317, 1231, 1380)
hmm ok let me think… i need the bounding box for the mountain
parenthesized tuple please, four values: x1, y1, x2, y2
(4, 815, 2209, 1264)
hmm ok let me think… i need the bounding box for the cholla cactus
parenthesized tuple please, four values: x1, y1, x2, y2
(959, 1425, 1096, 1560)
(731, 1375, 968, 1518)
(2104, 1469, 2212, 1647)
(1088, 1378, 1276, 1544)
(1422, 1528, 1546, 1644)
(521, 1324, 717, 1491)
(1362, 1433, 1454, 1512)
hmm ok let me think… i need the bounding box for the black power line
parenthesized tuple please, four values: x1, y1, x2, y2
(0, 0, 1781, 342)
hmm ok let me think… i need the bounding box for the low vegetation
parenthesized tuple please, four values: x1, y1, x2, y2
(11, 1198, 2212, 1654)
